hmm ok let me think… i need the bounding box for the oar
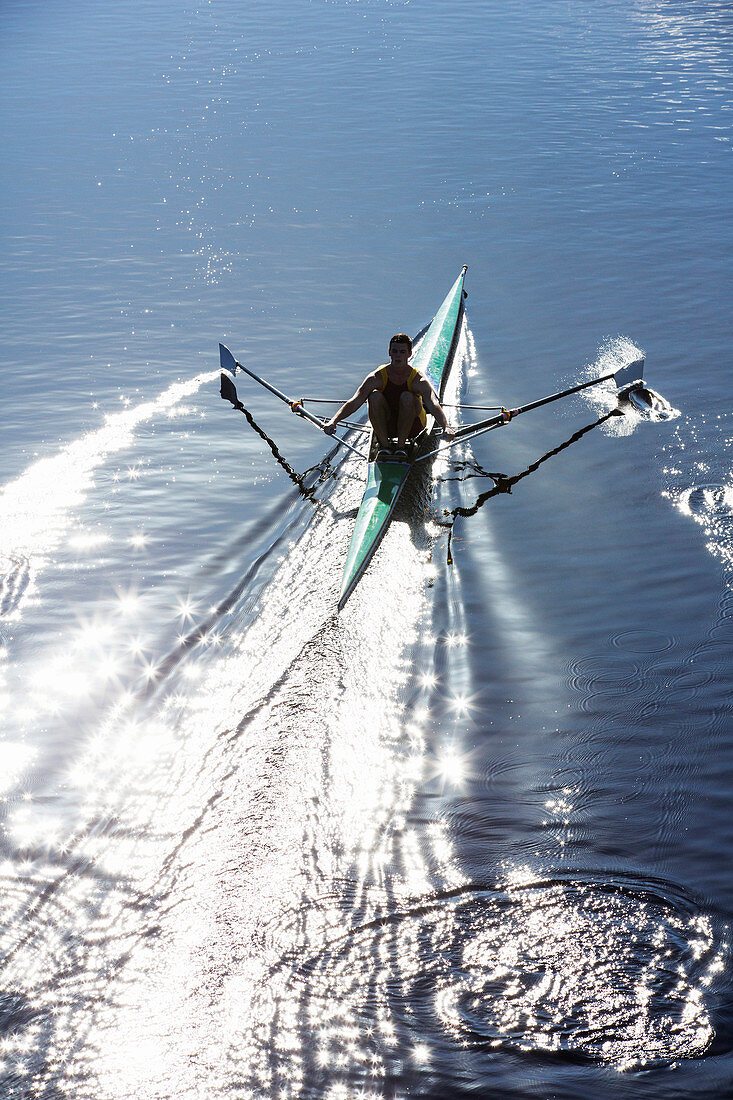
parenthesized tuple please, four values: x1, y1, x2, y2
(219, 373, 325, 500)
(415, 357, 645, 463)
(219, 344, 365, 459)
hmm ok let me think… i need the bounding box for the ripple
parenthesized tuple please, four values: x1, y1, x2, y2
(431, 875, 720, 1070)
(568, 653, 640, 682)
(611, 629, 676, 655)
(568, 653, 644, 701)
(482, 756, 527, 787)
(680, 484, 733, 520)
(665, 667, 716, 704)
(674, 482, 733, 570)
(253, 873, 728, 1093)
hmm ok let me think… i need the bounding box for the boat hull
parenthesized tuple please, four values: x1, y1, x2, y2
(337, 267, 467, 610)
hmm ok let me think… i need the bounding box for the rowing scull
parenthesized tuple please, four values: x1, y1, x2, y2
(219, 274, 651, 613)
(337, 266, 468, 610)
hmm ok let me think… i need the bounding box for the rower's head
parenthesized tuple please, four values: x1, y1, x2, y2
(388, 333, 412, 367)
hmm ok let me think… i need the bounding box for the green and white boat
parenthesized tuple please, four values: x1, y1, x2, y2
(337, 266, 468, 610)
(220, 265, 648, 613)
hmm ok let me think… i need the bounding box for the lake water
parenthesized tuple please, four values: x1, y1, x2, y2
(1, 1, 732, 1097)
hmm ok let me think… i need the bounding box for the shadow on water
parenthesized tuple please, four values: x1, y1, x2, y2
(220, 370, 344, 503)
(438, 407, 624, 563)
(2, 358, 730, 1100)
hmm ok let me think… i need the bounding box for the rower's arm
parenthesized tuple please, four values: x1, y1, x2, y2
(416, 378, 452, 435)
(324, 374, 379, 433)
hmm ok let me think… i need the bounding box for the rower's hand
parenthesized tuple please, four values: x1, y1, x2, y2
(323, 419, 336, 435)
(442, 424, 455, 439)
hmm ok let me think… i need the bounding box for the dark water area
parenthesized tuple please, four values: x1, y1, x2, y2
(1, 1, 732, 1097)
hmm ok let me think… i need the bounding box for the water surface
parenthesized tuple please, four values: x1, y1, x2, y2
(1, 1, 732, 1097)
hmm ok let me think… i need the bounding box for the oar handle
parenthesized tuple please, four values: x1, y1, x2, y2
(451, 411, 507, 440)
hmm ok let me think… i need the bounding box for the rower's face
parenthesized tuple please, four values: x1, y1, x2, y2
(389, 341, 410, 368)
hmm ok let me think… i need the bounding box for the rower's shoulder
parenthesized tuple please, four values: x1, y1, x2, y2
(359, 366, 385, 390)
(409, 367, 432, 388)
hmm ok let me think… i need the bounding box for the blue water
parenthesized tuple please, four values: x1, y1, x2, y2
(1, 1, 732, 1097)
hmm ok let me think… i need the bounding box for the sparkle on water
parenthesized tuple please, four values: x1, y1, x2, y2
(2, 0, 732, 1092)
(1, 318, 720, 1095)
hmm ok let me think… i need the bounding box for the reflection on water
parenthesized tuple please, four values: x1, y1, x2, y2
(663, 411, 733, 574)
(2, 0, 733, 1090)
(0, 372, 218, 625)
(0, 339, 465, 1097)
(0, 321, 729, 1098)
(267, 872, 722, 1090)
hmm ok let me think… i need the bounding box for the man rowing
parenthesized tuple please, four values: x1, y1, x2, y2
(323, 333, 454, 458)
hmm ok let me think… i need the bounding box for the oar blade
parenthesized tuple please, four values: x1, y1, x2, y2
(219, 343, 237, 376)
(614, 357, 644, 392)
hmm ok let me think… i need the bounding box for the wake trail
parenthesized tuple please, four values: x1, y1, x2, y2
(0, 370, 219, 625)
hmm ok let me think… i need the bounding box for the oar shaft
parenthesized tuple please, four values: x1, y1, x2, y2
(451, 369, 618, 439)
(511, 369, 617, 417)
(224, 350, 365, 460)
(234, 360, 324, 430)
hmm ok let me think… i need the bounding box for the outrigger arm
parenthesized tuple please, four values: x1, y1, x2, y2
(414, 357, 645, 463)
(219, 344, 366, 460)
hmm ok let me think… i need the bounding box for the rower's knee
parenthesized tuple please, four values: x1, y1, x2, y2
(398, 391, 420, 414)
(368, 391, 388, 413)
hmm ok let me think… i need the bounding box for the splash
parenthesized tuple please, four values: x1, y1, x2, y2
(580, 337, 679, 434)
(625, 384, 679, 422)
(663, 411, 733, 573)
